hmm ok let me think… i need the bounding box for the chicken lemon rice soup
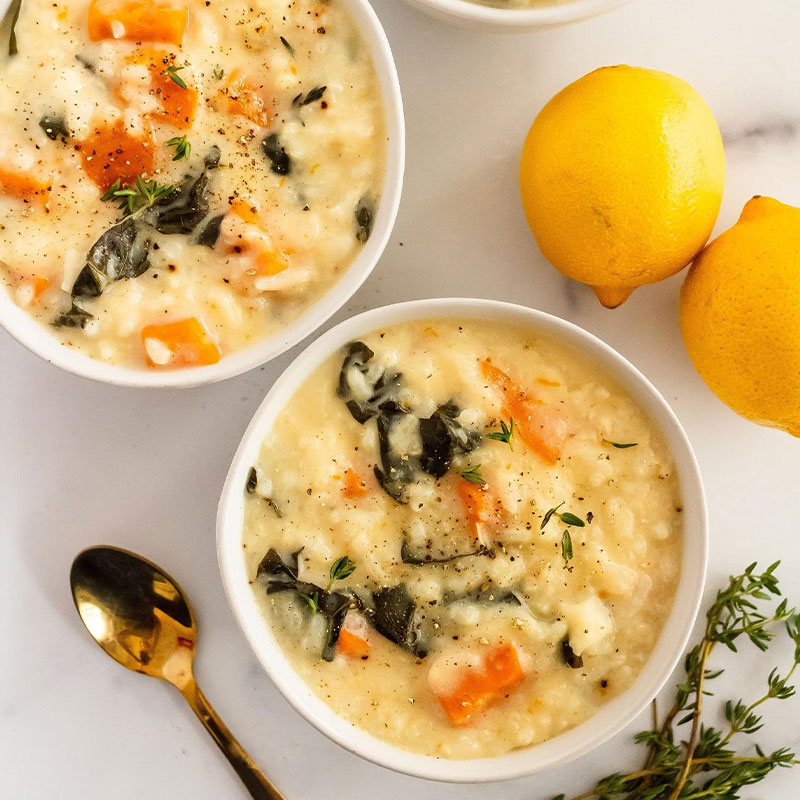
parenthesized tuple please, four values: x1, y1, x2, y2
(242, 319, 683, 758)
(0, 0, 385, 368)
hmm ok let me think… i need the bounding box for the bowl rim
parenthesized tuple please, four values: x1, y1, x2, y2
(217, 297, 708, 783)
(402, 0, 635, 29)
(0, 0, 405, 388)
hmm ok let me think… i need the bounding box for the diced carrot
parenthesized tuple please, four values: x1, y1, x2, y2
(31, 277, 51, 298)
(80, 121, 155, 191)
(436, 644, 526, 726)
(88, 0, 188, 45)
(342, 468, 368, 498)
(215, 70, 273, 128)
(481, 360, 567, 464)
(457, 478, 491, 530)
(120, 49, 197, 129)
(337, 629, 371, 659)
(0, 168, 52, 210)
(536, 377, 561, 387)
(141, 317, 221, 368)
(226, 200, 289, 283)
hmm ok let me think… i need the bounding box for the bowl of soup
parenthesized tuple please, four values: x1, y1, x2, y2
(217, 298, 707, 780)
(401, 0, 635, 31)
(0, 0, 403, 386)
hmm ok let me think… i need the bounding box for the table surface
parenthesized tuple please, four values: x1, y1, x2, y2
(2, 0, 800, 796)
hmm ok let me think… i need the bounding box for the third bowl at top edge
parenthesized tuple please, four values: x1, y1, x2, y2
(217, 297, 708, 783)
(400, 0, 636, 32)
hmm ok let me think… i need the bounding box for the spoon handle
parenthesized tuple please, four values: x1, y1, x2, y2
(181, 678, 286, 800)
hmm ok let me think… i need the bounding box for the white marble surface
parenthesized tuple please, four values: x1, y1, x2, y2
(2, 0, 800, 796)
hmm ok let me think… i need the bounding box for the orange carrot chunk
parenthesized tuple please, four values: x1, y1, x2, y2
(122, 49, 197, 129)
(88, 0, 188, 45)
(215, 70, 273, 128)
(31, 277, 51, 298)
(337, 629, 371, 659)
(141, 317, 221, 368)
(436, 644, 526, 727)
(0, 168, 52, 210)
(480, 360, 567, 464)
(80, 121, 155, 192)
(342, 468, 368, 498)
(457, 478, 491, 529)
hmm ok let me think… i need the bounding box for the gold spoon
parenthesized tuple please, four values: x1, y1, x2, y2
(70, 545, 286, 800)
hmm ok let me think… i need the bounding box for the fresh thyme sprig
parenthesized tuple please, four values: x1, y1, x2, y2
(542, 502, 585, 529)
(100, 175, 175, 216)
(328, 555, 356, 590)
(458, 464, 486, 486)
(212, 65, 224, 80)
(164, 64, 188, 89)
(487, 418, 514, 448)
(553, 562, 800, 800)
(165, 135, 191, 161)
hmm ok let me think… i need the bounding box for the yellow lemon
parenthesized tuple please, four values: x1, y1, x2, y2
(680, 196, 800, 437)
(520, 65, 725, 307)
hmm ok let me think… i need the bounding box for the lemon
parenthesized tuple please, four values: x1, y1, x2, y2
(520, 65, 725, 307)
(680, 196, 800, 437)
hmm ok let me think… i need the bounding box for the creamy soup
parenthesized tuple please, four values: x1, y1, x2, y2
(0, 0, 385, 369)
(242, 319, 683, 758)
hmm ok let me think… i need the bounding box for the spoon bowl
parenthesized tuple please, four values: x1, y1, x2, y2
(70, 546, 285, 800)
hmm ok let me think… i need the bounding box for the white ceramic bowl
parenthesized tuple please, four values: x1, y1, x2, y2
(0, 0, 404, 387)
(217, 298, 708, 782)
(402, 0, 634, 31)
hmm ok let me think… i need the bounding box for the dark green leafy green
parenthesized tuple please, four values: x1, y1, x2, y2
(370, 584, 429, 658)
(261, 133, 292, 176)
(6, 0, 21, 56)
(374, 402, 418, 504)
(355, 196, 374, 242)
(39, 115, 69, 141)
(292, 86, 326, 106)
(400, 537, 491, 566)
(256, 548, 357, 662)
(443, 581, 521, 606)
(337, 341, 404, 424)
(197, 213, 225, 248)
(554, 562, 800, 800)
(561, 639, 583, 669)
(70, 218, 151, 299)
(418, 402, 481, 478)
(52, 302, 93, 329)
(244, 467, 281, 517)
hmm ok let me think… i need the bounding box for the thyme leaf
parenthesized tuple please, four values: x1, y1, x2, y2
(101, 176, 176, 217)
(561, 530, 573, 564)
(328, 555, 356, 589)
(165, 135, 191, 161)
(486, 418, 514, 448)
(603, 439, 639, 449)
(163, 64, 188, 89)
(280, 35, 294, 55)
(292, 85, 327, 107)
(554, 562, 800, 800)
(458, 464, 486, 486)
(542, 502, 585, 529)
(212, 65, 224, 80)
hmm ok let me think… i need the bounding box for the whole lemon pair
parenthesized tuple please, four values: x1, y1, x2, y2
(520, 65, 800, 438)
